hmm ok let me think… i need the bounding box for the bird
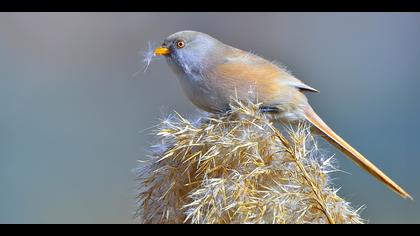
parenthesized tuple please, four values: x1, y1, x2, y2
(152, 30, 412, 199)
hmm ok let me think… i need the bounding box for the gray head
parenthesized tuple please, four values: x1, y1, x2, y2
(154, 31, 226, 75)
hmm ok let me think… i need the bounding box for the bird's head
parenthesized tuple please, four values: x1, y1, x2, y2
(154, 30, 225, 75)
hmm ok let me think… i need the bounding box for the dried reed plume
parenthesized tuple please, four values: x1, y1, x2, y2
(135, 98, 364, 224)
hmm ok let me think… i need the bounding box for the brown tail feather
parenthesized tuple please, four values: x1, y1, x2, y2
(304, 106, 412, 200)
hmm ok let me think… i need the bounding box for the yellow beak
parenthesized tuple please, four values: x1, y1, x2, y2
(154, 47, 171, 56)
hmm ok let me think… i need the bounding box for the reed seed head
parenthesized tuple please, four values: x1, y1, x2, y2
(135, 99, 364, 224)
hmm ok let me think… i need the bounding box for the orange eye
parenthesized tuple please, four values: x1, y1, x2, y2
(176, 40, 185, 48)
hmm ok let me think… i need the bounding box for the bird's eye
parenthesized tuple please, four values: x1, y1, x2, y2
(176, 40, 185, 48)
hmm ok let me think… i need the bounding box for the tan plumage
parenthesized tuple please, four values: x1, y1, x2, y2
(154, 30, 412, 199)
(208, 48, 315, 120)
(304, 106, 412, 199)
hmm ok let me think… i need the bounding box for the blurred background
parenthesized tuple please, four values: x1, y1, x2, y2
(1, 12, 419, 223)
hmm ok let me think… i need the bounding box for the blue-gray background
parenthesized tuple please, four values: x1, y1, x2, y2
(1, 13, 419, 223)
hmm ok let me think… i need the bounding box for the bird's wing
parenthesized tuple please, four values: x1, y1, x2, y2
(287, 80, 319, 93)
(217, 49, 319, 93)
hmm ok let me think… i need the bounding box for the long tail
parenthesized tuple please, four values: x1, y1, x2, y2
(303, 106, 412, 200)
